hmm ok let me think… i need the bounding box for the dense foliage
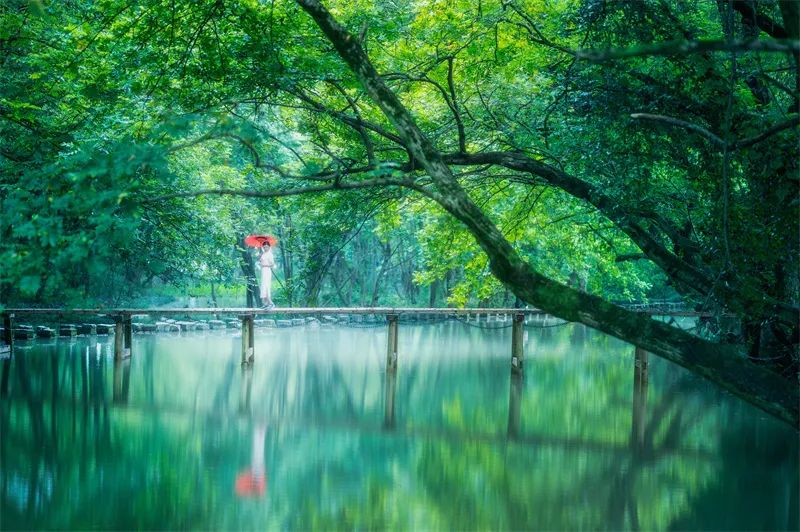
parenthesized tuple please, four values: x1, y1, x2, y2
(0, 0, 667, 310)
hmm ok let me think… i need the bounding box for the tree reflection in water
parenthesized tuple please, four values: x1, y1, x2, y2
(0, 324, 796, 530)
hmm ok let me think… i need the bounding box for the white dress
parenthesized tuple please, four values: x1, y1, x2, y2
(259, 248, 276, 299)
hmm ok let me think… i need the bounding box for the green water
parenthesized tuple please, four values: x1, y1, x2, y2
(1, 322, 797, 530)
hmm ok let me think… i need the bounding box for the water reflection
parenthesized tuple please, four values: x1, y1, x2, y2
(235, 424, 267, 499)
(631, 347, 648, 448)
(239, 366, 253, 415)
(112, 359, 131, 405)
(0, 324, 797, 530)
(383, 371, 396, 430)
(507, 373, 522, 438)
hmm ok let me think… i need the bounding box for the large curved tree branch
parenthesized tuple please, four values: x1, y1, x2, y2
(442, 150, 799, 327)
(293, 0, 798, 426)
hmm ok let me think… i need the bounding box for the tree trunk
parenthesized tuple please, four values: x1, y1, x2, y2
(428, 279, 439, 307)
(399, 245, 418, 303)
(331, 258, 352, 306)
(237, 237, 259, 308)
(369, 242, 392, 307)
(277, 213, 295, 306)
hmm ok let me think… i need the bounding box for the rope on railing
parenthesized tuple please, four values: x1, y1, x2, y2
(452, 316, 515, 329)
(525, 319, 571, 329)
(336, 320, 387, 329)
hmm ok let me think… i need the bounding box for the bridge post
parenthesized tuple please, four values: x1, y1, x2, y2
(114, 316, 122, 359)
(113, 315, 132, 361)
(511, 312, 525, 375)
(1, 313, 13, 359)
(123, 315, 132, 355)
(386, 314, 398, 373)
(241, 314, 255, 364)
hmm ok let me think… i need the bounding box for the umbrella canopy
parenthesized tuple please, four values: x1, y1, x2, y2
(244, 234, 278, 248)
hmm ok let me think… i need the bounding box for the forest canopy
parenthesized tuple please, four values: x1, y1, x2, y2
(1, 0, 798, 423)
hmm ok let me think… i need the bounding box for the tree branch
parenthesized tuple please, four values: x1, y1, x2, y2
(289, 88, 406, 145)
(576, 38, 800, 62)
(327, 80, 376, 164)
(500, 2, 575, 56)
(143, 176, 414, 203)
(734, 115, 800, 149)
(382, 69, 466, 152)
(615, 253, 649, 263)
(731, 0, 789, 39)
(630, 113, 725, 147)
(631, 113, 799, 150)
(447, 57, 467, 153)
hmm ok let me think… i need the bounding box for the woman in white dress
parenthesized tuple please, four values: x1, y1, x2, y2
(258, 244, 276, 309)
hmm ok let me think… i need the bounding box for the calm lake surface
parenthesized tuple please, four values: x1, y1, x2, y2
(1, 321, 797, 530)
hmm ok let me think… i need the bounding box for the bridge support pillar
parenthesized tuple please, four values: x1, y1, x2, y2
(511, 312, 525, 375)
(386, 314, 398, 373)
(241, 315, 254, 364)
(114, 315, 132, 361)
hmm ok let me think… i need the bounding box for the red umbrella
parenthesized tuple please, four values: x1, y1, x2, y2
(244, 234, 278, 248)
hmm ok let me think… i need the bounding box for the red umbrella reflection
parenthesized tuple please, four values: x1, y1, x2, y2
(235, 425, 267, 498)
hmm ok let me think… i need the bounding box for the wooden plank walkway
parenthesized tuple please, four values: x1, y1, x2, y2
(1, 306, 711, 317)
(2, 307, 545, 316)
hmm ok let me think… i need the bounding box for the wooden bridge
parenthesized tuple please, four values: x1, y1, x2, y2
(1, 308, 541, 374)
(0, 306, 691, 376)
